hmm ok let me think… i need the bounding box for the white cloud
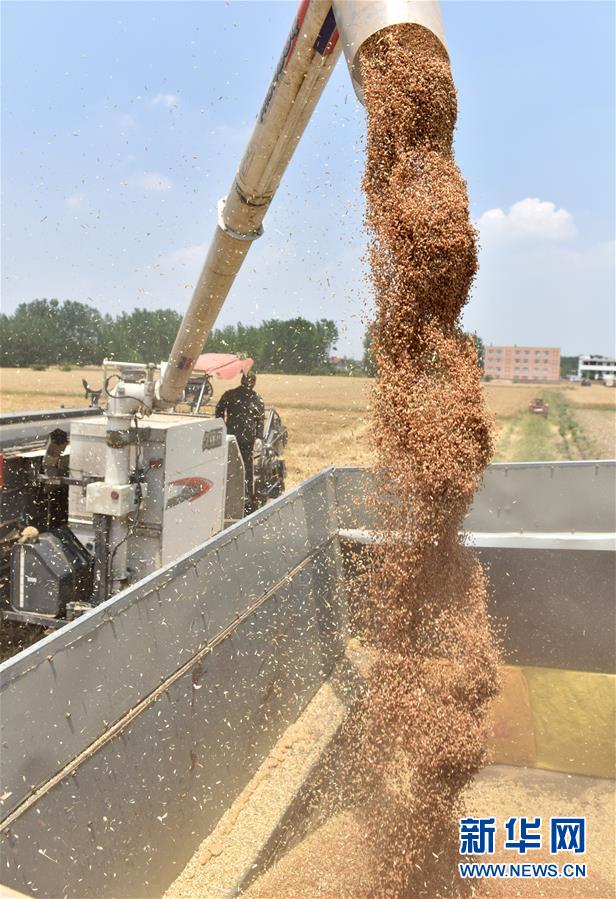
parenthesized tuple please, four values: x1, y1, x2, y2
(152, 244, 207, 291)
(159, 243, 207, 273)
(65, 192, 86, 208)
(151, 93, 180, 110)
(465, 237, 615, 356)
(138, 171, 173, 192)
(477, 197, 576, 242)
(116, 112, 137, 131)
(209, 122, 252, 145)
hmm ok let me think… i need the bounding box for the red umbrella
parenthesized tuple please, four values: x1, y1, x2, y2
(192, 354, 254, 380)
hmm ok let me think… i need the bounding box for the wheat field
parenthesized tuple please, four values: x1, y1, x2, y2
(1, 368, 614, 485)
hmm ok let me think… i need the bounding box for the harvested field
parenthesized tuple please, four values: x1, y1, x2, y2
(565, 383, 616, 407)
(0, 367, 372, 486)
(487, 383, 616, 463)
(1, 370, 614, 489)
(493, 412, 564, 463)
(573, 408, 616, 458)
(483, 383, 546, 419)
(0, 366, 99, 410)
(209, 373, 373, 485)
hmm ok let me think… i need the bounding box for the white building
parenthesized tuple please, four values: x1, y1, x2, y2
(578, 355, 616, 382)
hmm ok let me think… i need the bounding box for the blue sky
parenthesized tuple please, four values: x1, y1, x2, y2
(2, 1, 614, 357)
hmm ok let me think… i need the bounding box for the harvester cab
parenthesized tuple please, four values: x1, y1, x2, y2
(182, 374, 214, 414)
(178, 353, 254, 415)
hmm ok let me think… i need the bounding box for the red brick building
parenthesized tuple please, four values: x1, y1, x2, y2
(483, 345, 560, 381)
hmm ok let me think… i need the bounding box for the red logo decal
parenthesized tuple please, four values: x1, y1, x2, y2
(167, 477, 213, 509)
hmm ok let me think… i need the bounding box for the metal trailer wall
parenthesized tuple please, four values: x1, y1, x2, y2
(335, 461, 616, 675)
(0, 461, 614, 896)
(0, 471, 347, 897)
(470, 461, 615, 674)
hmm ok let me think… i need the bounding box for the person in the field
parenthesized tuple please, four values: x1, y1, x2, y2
(215, 370, 265, 513)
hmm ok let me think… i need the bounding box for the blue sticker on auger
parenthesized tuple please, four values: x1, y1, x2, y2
(314, 7, 338, 57)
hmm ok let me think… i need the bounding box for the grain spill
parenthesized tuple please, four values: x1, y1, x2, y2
(248, 22, 500, 897)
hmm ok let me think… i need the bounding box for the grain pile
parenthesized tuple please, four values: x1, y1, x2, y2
(249, 22, 500, 898)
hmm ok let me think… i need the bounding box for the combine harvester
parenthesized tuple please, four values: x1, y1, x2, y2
(1, 1, 614, 895)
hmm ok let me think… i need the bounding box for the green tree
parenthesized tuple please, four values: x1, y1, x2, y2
(58, 301, 104, 364)
(363, 325, 377, 376)
(204, 317, 338, 374)
(0, 313, 17, 366)
(560, 355, 579, 378)
(470, 332, 485, 369)
(103, 308, 182, 362)
(0, 302, 340, 374)
(0, 299, 107, 366)
(1, 299, 65, 366)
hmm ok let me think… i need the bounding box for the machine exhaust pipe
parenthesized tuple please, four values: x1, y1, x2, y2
(332, 0, 447, 102)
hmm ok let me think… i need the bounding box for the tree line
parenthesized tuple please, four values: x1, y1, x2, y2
(560, 356, 579, 378)
(206, 318, 339, 374)
(0, 299, 341, 374)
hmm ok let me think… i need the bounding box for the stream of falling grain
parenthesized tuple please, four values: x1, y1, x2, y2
(348, 23, 500, 896)
(248, 23, 500, 898)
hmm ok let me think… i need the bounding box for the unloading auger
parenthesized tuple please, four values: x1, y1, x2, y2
(1, 1, 446, 620)
(158, 0, 447, 406)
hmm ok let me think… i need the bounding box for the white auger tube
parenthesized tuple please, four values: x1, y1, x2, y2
(159, 0, 342, 405)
